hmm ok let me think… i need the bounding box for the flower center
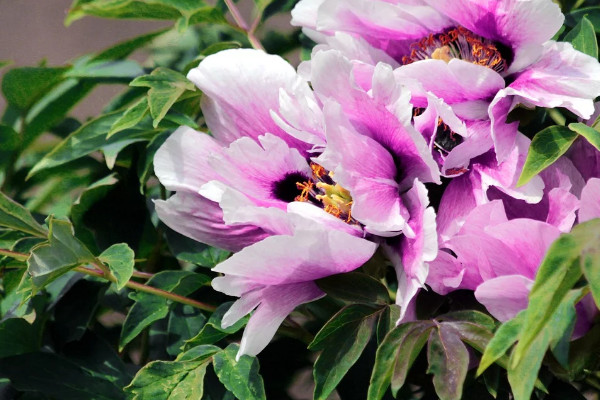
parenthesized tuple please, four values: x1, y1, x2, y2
(295, 163, 356, 224)
(402, 26, 508, 74)
(413, 108, 464, 155)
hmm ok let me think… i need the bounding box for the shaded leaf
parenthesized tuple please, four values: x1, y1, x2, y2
(316, 272, 390, 305)
(0, 191, 47, 237)
(518, 125, 578, 186)
(120, 270, 210, 350)
(574, 219, 600, 308)
(2, 67, 67, 110)
(27, 110, 159, 178)
(0, 352, 126, 399)
(167, 304, 207, 356)
(427, 324, 469, 400)
(566, 7, 600, 33)
(0, 318, 41, 358)
(477, 311, 525, 376)
(310, 304, 382, 400)
(213, 343, 267, 400)
(184, 302, 248, 349)
(368, 321, 434, 400)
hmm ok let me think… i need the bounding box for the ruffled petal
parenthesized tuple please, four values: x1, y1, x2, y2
(188, 49, 311, 151)
(235, 282, 324, 358)
(424, 0, 564, 74)
(208, 134, 311, 208)
(154, 193, 267, 252)
(384, 180, 438, 321)
(310, 50, 440, 186)
(212, 228, 378, 285)
(153, 127, 222, 193)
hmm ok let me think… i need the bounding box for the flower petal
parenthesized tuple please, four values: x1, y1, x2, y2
(154, 193, 267, 252)
(154, 126, 222, 193)
(188, 49, 311, 151)
(475, 275, 534, 322)
(580, 178, 600, 222)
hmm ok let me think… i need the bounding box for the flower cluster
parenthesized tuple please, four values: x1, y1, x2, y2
(155, 0, 600, 359)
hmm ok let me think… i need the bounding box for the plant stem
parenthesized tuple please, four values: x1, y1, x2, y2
(0, 248, 29, 262)
(223, 0, 265, 51)
(75, 266, 217, 312)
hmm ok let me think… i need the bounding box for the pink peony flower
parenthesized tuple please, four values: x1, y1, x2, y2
(292, 0, 600, 162)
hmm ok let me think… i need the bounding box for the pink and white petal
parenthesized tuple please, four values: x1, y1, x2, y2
(456, 200, 508, 236)
(212, 228, 378, 284)
(485, 219, 561, 279)
(384, 180, 437, 320)
(199, 181, 294, 236)
(208, 134, 311, 208)
(475, 275, 534, 322)
(424, 0, 563, 74)
(395, 59, 505, 113)
(497, 42, 600, 122)
(436, 174, 479, 241)
(291, 0, 327, 31)
(188, 49, 310, 151)
(443, 121, 494, 176)
(580, 178, 600, 222)
(236, 282, 325, 358)
(154, 193, 267, 252)
(311, 51, 440, 185)
(545, 188, 579, 232)
(154, 127, 223, 192)
(314, 0, 452, 44)
(427, 251, 468, 295)
(316, 103, 410, 236)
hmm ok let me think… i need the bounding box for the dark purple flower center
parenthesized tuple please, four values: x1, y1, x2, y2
(272, 171, 310, 202)
(402, 26, 509, 74)
(274, 163, 358, 224)
(413, 108, 464, 156)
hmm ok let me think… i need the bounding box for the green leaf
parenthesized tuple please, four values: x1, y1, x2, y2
(0, 124, 19, 172)
(28, 217, 96, 289)
(27, 110, 159, 178)
(23, 78, 97, 148)
(70, 174, 119, 252)
(2, 67, 67, 110)
(511, 234, 582, 365)
(107, 97, 149, 138)
(368, 321, 434, 400)
(564, 15, 598, 58)
(167, 305, 207, 356)
(125, 358, 211, 399)
(66, 58, 144, 80)
(131, 67, 197, 128)
(213, 344, 267, 400)
(184, 302, 248, 349)
(98, 243, 135, 289)
(568, 122, 600, 151)
(316, 272, 390, 305)
(311, 304, 382, 400)
(477, 311, 525, 376)
(571, 219, 600, 308)
(66, 0, 227, 31)
(0, 318, 41, 358)
(508, 288, 583, 400)
(165, 227, 231, 267)
(0, 191, 47, 237)
(376, 304, 400, 345)
(92, 29, 169, 62)
(120, 270, 210, 350)
(566, 7, 600, 33)
(518, 125, 578, 186)
(427, 324, 469, 400)
(0, 352, 126, 399)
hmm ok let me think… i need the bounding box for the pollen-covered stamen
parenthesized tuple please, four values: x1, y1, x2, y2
(402, 26, 508, 74)
(295, 163, 358, 224)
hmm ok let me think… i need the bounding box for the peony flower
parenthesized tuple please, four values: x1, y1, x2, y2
(155, 48, 440, 357)
(292, 0, 600, 161)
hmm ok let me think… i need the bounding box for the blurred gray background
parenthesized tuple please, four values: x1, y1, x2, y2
(0, 0, 171, 118)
